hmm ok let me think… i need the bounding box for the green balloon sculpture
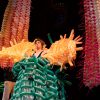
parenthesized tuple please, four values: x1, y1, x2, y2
(11, 56, 69, 100)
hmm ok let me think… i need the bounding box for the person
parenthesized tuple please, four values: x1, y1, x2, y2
(2, 67, 16, 100)
(10, 38, 50, 100)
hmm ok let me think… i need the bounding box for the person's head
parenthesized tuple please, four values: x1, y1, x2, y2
(34, 38, 46, 50)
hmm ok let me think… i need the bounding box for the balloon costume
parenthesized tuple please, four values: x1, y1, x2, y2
(0, 30, 83, 100)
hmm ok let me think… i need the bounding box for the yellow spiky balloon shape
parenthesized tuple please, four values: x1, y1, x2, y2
(42, 29, 83, 70)
(0, 39, 35, 68)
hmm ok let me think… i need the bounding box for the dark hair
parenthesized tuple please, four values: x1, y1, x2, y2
(34, 38, 46, 47)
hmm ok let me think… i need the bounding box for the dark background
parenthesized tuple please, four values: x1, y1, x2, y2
(0, 0, 84, 45)
(28, 0, 84, 48)
(0, 0, 99, 100)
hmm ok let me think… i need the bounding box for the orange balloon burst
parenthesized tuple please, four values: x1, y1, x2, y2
(42, 29, 83, 71)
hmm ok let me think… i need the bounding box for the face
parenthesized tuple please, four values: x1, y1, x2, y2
(35, 40, 43, 50)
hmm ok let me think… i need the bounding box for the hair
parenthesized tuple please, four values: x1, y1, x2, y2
(34, 38, 46, 48)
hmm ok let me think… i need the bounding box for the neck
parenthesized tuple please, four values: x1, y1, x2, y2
(34, 49, 43, 58)
(36, 49, 43, 52)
